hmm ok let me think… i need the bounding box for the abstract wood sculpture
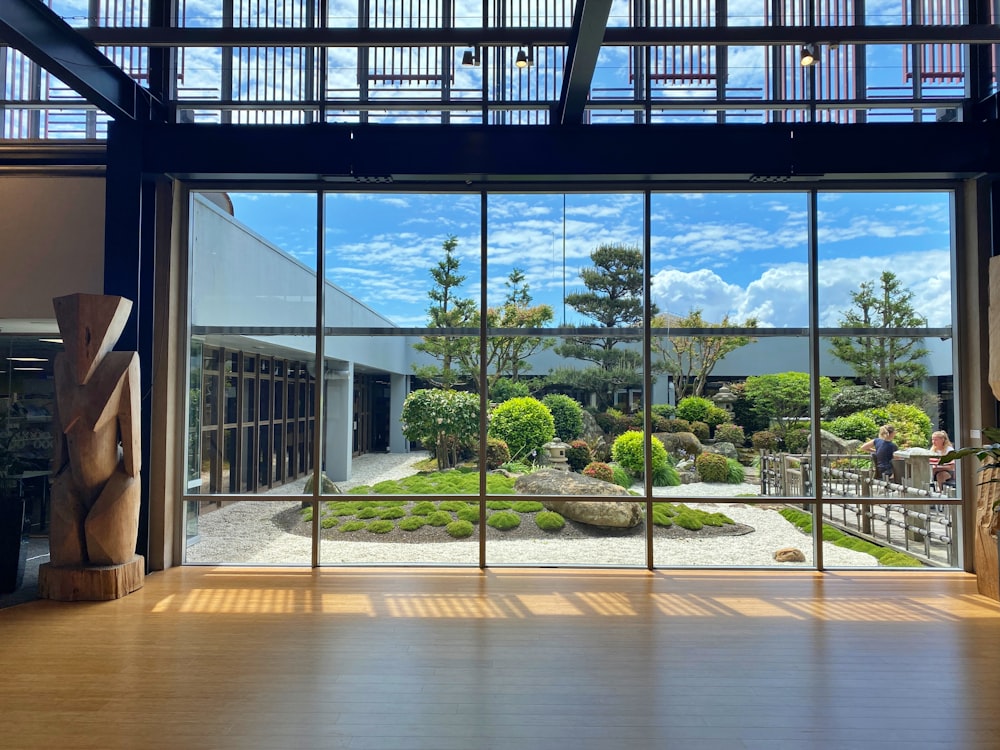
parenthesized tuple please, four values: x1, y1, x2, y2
(38, 293, 144, 601)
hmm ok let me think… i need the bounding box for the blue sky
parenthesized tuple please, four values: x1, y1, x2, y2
(225, 189, 953, 331)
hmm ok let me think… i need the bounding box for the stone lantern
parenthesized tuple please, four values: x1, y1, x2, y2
(542, 438, 570, 472)
(712, 384, 737, 416)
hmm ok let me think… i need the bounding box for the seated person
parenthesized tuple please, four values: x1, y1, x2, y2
(929, 430, 956, 488)
(861, 425, 899, 481)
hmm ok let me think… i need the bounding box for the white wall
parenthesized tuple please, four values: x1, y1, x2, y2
(0, 177, 105, 321)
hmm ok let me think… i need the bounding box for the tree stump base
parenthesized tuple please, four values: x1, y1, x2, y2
(37, 555, 145, 601)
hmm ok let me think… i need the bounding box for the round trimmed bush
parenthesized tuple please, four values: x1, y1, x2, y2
(488, 396, 555, 461)
(611, 430, 671, 479)
(676, 396, 714, 424)
(689, 420, 710, 441)
(446, 520, 475, 538)
(542, 393, 584, 441)
(535, 511, 565, 531)
(664, 418, 694, 433)
(490, 377, 530, 402)
(824, 413, 878, 442)
(651, 403, 676, 419)
(583, 461, 615, 483)
(751, 430, 779, 451)
(863, 402, 933, 448)
(695, 452, 729, 483)
(714, 423, 746, 447)
(482, 437, 511, 470)
(487, 511, 521, 530)
(565, 439, 593, 472)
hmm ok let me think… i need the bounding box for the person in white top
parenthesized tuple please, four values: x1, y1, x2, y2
(929, 430, 955, 489)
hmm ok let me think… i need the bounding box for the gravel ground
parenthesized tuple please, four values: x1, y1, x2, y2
(184, 451, 879, 568)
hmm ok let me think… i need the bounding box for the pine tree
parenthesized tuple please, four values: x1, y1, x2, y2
(829, 271, 929, 401)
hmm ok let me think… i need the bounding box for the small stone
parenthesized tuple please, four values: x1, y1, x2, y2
(774, 547, 806, 563)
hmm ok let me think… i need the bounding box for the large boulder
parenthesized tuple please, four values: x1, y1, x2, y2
(810, 429, 862, 457)
(514, 469, 642, 528)
(654, 431, 704, 459)
(704, 441, 739, 460)
(580, 409, 604, 445)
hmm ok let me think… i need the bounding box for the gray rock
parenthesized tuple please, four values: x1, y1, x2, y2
(303, 473, 342, 495)
(654, 431, 704, 459)
(704, 441, 738, 460)
(580, 409, 604, 444)
(774, 547, 807, 563)
(514, 468, 642, 528)
(809, 429, 862, 457)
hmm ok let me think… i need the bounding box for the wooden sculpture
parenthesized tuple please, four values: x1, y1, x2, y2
(38, 293, 144, 601)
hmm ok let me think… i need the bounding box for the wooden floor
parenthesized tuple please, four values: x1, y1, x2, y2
(3, 568, 1000, 750)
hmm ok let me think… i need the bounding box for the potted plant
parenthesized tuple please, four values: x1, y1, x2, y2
(0, 404, 26, 594)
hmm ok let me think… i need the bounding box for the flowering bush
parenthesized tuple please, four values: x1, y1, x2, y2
(583, 461, 615, 483)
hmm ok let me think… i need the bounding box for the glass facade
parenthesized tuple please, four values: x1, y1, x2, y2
(183, 185, 961, 570)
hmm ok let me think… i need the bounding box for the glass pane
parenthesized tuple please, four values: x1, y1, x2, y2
(185, 190, 319, 562)
(183, 499, 311, 565)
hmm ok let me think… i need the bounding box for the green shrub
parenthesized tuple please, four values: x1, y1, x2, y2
(512, 500, 544, 512)
(714, 423, 746, 447)
(426, 511, 453, 526)
(784, 424, 810, 453)
(488, 396, 555, 461)
(611, 464, 633, 489)
(863, 402, 933, 448)
(481, 437, 511, 470)
(487, 511, 521, 530)
(401, 388, 480, 470)
(490, 377, 531, 402)
(398, 516, 426, 531)
(583, 461, 615, 483)
(446, 520, 475, 539)
(695, 452, 729, 482)
(726, 458, 746, 484)
(664, 418, 694, 434)
(651, 463, 681, 487)
(651, 403, 676, 419)
(594, 408, 631, 438)
(565, 439, 593, 472)
(535, 511, 566, 531)
(825, 385, 892, 419)
(366, 520, 395, 534)
(542, 393, 584, 441)
(751, 430, 780, 451)
(676, 396, 714, 424)
(611, 430, 671, 477)
(689, 420, 710, 441)
(456, 507, 479, 524)
(824, 413, 879, 442)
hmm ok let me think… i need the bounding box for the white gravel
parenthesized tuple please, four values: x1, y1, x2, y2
(185, 452, 878, 568)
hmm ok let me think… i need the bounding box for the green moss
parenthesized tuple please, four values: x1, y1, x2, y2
(426, 511, 453, 526)
(446, 520, 475, 539)
(367, 520, 395, 534)
(338, 520, 367, 533)
(301, 507, 313, 522)
(486, 500, 513, 510)
(535, 511, 565, 531)
(675, 512, 704, 531)
(877, 551, 924, 567)
(779, 507, 923, 567)
(378, 507, 407, 519)
(356, 507, 380, 519)
(512, 500, 544, 513)
(438, 500, 471, 512)
(410, 501, 438, 516)
(651, 508, 674, 527)
(456, 507, 480, 524)
(320, 517, 339, 529)
(398, 516, 426, 532)
(487, 511, 521, 531)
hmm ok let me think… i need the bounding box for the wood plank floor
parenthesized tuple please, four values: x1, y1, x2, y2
(3, 567, 1000, 750)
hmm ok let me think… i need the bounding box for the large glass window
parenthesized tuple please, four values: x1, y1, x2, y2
(182, 186, 962, 571)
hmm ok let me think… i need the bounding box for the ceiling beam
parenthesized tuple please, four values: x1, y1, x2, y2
(129, 121, 999, 183)
(0, 0, 163, 121)
(76, 24, 1000, 47)
(554, 0, 613, 125)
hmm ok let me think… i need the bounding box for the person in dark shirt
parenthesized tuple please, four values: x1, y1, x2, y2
(861, 424, 899, 480)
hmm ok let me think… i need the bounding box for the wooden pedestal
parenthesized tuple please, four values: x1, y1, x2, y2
(38, 554, 145, 601)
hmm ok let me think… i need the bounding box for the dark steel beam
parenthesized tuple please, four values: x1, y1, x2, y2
(77, 24, 1000, 47)
(0, 0, 163, 121)
(554, 0, 613, 125)
(135, 122, 1000, 183)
